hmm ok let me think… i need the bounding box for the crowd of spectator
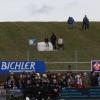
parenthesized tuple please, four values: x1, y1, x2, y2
(2, 70, 100, 100)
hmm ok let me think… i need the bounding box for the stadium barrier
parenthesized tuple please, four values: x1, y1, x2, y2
(0, 88, 23, 100)
(0, 88, 6, 100)
(59, 87, 100, 99)
(0, 87, 100, 100)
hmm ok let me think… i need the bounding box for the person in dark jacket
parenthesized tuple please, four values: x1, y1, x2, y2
(44, 38, 49, 47)
(50, 33, 57, 49)
(67, 17, 75, 28)
(82, 15, 89, 30)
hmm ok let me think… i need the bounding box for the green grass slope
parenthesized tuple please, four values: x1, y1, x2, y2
(0, 22, 100, 70)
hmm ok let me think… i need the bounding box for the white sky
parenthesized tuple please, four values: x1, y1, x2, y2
(0, 0, 99, 21)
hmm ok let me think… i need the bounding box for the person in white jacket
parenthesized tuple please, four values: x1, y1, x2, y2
(57, 37, 64, 50)
(75, 73, 83, 88)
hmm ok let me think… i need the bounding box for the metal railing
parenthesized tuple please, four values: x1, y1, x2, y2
(46, 61, 91, 71)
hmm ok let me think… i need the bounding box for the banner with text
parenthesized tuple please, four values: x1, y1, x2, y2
(0, 60, 46, 74)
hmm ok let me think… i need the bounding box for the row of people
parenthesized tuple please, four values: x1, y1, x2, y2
(5, 72, 60, 100)
(4, 70, 100, 99)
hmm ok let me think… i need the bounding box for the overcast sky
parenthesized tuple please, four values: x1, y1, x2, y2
(0, 0, 99, 21)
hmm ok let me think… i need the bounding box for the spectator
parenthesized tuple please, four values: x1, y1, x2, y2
(75, 73, 83, 88)
(67, 17, 75, 28)
(90, 72, 98, 86)
(67, 65, 72, 71)
(67, 75, 74, 88)
(24, 79, 32, 99)
(51, 78, 60, 99)
(82, 72, 90, 88)
(5, 73, 16, 89)
(60, 75, 67, 88)
(82, 15, 89, 30)
(44, 37, 49, 47)
(50, 33, 57, 49)
(57, 36, 64, 50)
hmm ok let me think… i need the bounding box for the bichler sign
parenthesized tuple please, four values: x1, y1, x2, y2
(0, 60, 46, 74)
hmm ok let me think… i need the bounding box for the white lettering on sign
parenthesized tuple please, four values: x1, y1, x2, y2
(1, 61, 35, 71)
(1, 62, 7, 70)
